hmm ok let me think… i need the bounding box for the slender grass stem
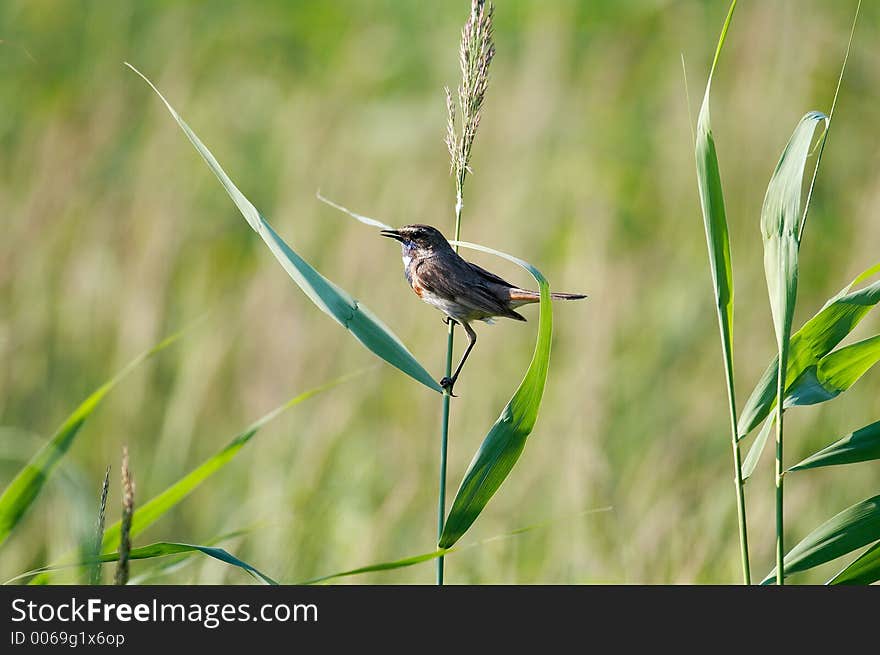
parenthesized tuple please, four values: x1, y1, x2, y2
(775, 351, 787, 585)
(437, 179, 465, 586)
(720, 341, 751, 584)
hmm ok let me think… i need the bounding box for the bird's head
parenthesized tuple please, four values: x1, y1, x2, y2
(380, 224, 452, 255)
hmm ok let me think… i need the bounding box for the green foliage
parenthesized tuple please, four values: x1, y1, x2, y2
(739, 263, 880, 438)
(126, 64, 442, 394)
(439, 241, 552, 548)
(8, 541, 277, 586)
(762, 494, 880, 584)
(790, 420, 880, 471)
(829, 541, 880, 585)
(0, 333, 182, 549)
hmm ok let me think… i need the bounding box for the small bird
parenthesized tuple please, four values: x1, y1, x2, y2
(381, 224, 586, 395)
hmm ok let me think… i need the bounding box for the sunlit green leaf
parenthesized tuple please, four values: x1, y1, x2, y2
(791, 420, 880, 471)
(762, 494, 880, 584)
(439, 241, 553, 548)
(739, 262, 880, 438)
(828, 540, 880, 585)
(784, 335, 880, 407)
(742, 415, 774, 481)
(0, 332, 182, 549)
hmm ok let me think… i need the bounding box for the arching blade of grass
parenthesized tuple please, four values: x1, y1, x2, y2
(784, 334, 880, 407)
(7, 541, 277, 585)
(126, 63, 442, 394)
(301, 506, 612, 584)
(760, 110, 830, 585)
(0, 331, 183, 549)
(739, 262, 880, 437)
(100, 370, 363, 552)
(741, 415, 774, 482)
(438, 241, 552, 549)
(129, 527, 255, 584)
(28, 371, 361, 584)
(761, 494, 880, 584)
(691, 0, 750, 584)
(790, 420, 880, 471)
(828, 540, 880, 585)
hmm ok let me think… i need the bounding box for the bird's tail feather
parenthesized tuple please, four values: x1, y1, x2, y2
(508, 289, 587, 303)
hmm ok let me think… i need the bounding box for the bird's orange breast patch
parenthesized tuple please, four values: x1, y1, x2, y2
(412, 281, 425, 298)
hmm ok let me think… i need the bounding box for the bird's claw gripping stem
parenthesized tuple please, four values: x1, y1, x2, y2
(440, 376, 458, 397)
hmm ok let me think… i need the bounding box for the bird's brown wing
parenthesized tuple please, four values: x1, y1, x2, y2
(466, 260, 516, 288)
(416, 258, 524, 321)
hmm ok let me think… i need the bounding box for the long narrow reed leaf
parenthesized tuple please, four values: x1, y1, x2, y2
(7, 541, 277, 586)
(0, 331, 182, 548)
(828, 540, 880, 585)
(692, 0, 750, 583)
(790, 420, 880, 471)
(762, 494, 880, 584)
(126, 63, 442, 394)
(439, 241, 552, 548)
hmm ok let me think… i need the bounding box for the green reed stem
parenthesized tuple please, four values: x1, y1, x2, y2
(775, 345, 788, 585)
(437, 180, 465, 586)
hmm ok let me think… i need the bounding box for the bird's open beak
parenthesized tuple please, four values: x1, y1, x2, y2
(380, 229, 405, 243)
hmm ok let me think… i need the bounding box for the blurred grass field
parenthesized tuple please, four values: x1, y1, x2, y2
(1, 0, 878, 584)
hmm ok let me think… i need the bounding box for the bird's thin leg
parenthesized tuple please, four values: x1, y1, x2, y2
(440, 322, 477, 396)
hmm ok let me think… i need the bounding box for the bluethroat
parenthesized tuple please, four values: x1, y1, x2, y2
(381, 224, 586, 395)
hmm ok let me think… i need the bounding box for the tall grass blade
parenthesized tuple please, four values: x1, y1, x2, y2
(790, 420, 880, 471)
(438, 241, 552, 548)
(784, 334, 880, 407)
(761, 111, 828, 352)
(126, 63, 442, 394)
(739, 263, 880, 437)
(0, 332, 182, 549)
(692, 0, 750, 584)
(7, 541, 277, 586)
(99, 371, 363, 553)
(762, 494, 880, 584)
(828, 540, 880, 585)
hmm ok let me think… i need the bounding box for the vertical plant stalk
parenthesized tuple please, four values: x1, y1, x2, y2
(115, 447, 135, 586)
(437, 0, 494, 585)
(88, 467, 111, 585)
(775, 356, 786, 584)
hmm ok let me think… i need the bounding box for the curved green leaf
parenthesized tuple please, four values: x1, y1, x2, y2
(694, 0, 737, 367)
(29, 372, 360, 584)
(739, 262, 880, 438)
(438, 241, 553, 549)
(785, 334, 880, 407)
(741, 415, 774, 482)
(762, 494, 880, 584)
(100, 371, 363, 552)
(0, 332, 182, 549)
(127, 63, 441, 394)
(761, 111, 828, 383)
(7, 541, 277, 585)
(791, 420, 880, 471)
(828, 540, 880, 585)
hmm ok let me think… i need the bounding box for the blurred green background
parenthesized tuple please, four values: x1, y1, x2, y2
(2, 0, 878, 584)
